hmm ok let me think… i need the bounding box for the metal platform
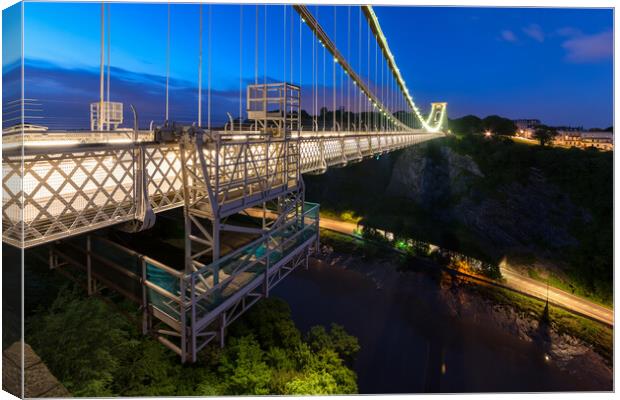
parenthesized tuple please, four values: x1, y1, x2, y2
(49, 202, 319, 362)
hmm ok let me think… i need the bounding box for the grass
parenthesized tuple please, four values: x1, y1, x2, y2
(527, 267, 612, 309)
(320, 228, 363, 254)
(470, 283, 612, 364)
(319, 210, 362, 224)
(509, 136, 538, 146)
(319, 228, 397, 261)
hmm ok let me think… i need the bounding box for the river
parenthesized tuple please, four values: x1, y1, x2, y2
(271, 256, 612, 393)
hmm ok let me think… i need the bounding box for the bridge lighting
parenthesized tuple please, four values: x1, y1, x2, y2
(334, 57, 338, 63)
(301, 18, 305, 23)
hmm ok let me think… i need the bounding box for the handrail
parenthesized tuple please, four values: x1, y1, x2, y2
(192, 216, 319, 303)
(143, 255, 184, 279)
(188, 202, 320, 282)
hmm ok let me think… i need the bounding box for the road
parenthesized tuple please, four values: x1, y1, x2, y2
(315, 215, 614, 326)
(499, 267, 613, 326)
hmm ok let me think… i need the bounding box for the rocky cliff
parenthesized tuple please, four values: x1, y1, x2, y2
(386, 143, 587, 261)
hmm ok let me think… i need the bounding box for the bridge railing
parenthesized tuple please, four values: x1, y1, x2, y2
(188, 202, 319, 326)
(2, 144, 139, 248)
(3, 131, 441, 248)
(195, 135, 302, 218)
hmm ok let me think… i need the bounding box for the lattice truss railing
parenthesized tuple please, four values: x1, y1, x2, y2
(179, 136, 301, 219)
(299, 131, 442, 173)
(3, 147, 137, 248)
(2, 131, 440, 248)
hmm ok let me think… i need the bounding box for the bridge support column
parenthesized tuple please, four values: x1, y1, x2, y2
(86, 235, 93, 295)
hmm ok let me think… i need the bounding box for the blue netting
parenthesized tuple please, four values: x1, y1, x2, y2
(146, 262, 180, 319)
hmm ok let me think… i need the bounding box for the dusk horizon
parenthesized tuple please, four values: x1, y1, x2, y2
(3, 3, 613, 129)
(2, 2, 615, 397)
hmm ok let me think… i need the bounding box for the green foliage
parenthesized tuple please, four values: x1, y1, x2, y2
(306, 133, 612, 305)
(454, 135, 612, 303)
(218, 335, 272, 395)
(285, 370, 339, 395)
(449, 115, 483, 135)
(27, 289, 360, 396)
(481, 115, 517, 136)
(27, 286, 133, 396)
(306, 324, 361, 364)
(532, 124, 559, 146)
(227, 297, 301, 350)
(449, 114, 516, 136)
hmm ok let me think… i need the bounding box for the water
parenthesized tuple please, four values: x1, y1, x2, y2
(271, 259, 612, 393)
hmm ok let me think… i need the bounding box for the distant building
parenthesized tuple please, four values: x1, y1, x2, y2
(553, 130, 613, 151)
(554, 131, 582, 147)
(580, 132, 614, 151)
(513, 119, 541, 138)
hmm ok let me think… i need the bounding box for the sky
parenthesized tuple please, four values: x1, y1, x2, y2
(2, 2, 613, 129)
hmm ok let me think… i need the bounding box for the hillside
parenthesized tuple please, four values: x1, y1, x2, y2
(304, 135, 612, 305)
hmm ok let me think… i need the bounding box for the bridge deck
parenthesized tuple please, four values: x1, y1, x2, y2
(3, 129, 443, 248)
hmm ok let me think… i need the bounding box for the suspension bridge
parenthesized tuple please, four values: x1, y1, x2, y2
(3, 4, 448, 362)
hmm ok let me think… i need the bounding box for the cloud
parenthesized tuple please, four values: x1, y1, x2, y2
(556, 26, 582, 37)
(523, 24, 544, 42)
(11, 59, 363, 129)
(500, 30, 518, 42)
(562, 30, 612, 63)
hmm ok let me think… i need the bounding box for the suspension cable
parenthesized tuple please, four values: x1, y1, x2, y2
(208, 4, 211, 131)
(106, 3, 110, 129)
(198, 3, 202, 127)
(165, 2, 170, 121)
(239, 5, 242, 132)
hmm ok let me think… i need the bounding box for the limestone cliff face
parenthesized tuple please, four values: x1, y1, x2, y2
(387, 146, 483, 208)
(387, 146, 484, 212)
(386, 144, 586, 258)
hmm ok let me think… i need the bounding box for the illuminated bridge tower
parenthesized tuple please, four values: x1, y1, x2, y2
(429, 102, 449, 133)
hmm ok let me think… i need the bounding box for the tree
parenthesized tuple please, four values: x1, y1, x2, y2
(482, 115, 517, 136)
(448, 115, 483, 135)
(532, 124, 558, 146)
(28, 292, 362, 396)
(327, 324, 361, 363)
(26, 287, 131, 396)
(218, 335, 272, 395)
(285, 371, 339, 395)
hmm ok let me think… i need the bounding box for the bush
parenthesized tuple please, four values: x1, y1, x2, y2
(27, 289, 360, 396)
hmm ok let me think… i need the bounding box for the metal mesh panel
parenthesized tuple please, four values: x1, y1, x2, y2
(146, 262, 181, 320)
(3, 133, 441, 248)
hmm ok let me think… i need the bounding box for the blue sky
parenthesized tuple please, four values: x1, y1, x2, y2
(3, 2, 613, 129)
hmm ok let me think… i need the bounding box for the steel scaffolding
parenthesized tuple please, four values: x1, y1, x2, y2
(4, 84, 444, 362)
